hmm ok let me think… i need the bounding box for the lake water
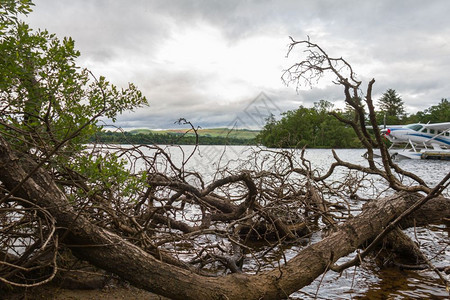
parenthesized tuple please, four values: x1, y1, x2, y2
(132, 145, 449, 188)
(102, 144, 450, 298)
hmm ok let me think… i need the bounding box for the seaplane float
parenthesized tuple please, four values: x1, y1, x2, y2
(371, 122, 450, 160)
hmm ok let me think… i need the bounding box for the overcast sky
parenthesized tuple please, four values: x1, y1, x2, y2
(25, 0, 450, 129)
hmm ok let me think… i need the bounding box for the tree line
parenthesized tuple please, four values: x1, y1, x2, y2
(375, 89, 449, 125)
(257, 91, 449, 148)
(91, 130, 256, 145)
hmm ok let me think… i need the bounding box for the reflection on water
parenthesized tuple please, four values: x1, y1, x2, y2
(118, 145, 450, 298)
(360, 268, 450, 299)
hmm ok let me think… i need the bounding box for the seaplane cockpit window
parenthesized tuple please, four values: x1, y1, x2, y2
(406, 124, 423, 131)
(430, 129, 435, 134)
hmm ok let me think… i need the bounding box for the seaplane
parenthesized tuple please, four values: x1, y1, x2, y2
(374, 122, 450, 160)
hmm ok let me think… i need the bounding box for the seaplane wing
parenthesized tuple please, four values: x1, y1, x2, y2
(421, 122, 450, 131)
(365, 124, 403, 130)
(367, 122, 450, 132)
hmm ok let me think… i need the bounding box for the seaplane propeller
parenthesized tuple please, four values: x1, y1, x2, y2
(380, 127, 390, 139)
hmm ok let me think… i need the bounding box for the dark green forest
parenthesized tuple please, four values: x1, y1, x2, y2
(257, 95, 449, 148)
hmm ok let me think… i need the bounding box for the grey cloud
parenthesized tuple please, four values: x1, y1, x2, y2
(28, 0, 173, 61)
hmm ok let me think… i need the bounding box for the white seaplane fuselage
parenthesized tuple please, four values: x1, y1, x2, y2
(380, 123, 450, 160)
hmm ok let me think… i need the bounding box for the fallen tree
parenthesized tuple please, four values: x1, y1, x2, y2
(0, 135, 448, 299)
(1, 2, 449, 299)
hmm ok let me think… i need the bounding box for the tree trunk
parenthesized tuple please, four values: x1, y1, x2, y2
(0, 137, 448, 299)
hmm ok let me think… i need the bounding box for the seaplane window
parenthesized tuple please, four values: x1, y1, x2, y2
(430, 129, 435, 134)
(406, 124, 423, 131)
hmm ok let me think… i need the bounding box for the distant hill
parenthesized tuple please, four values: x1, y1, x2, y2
(128, 128, 259, 140)
(92, 128, 260, 145)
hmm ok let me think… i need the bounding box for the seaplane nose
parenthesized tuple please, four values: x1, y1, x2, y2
(381, 128, 391, 135)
